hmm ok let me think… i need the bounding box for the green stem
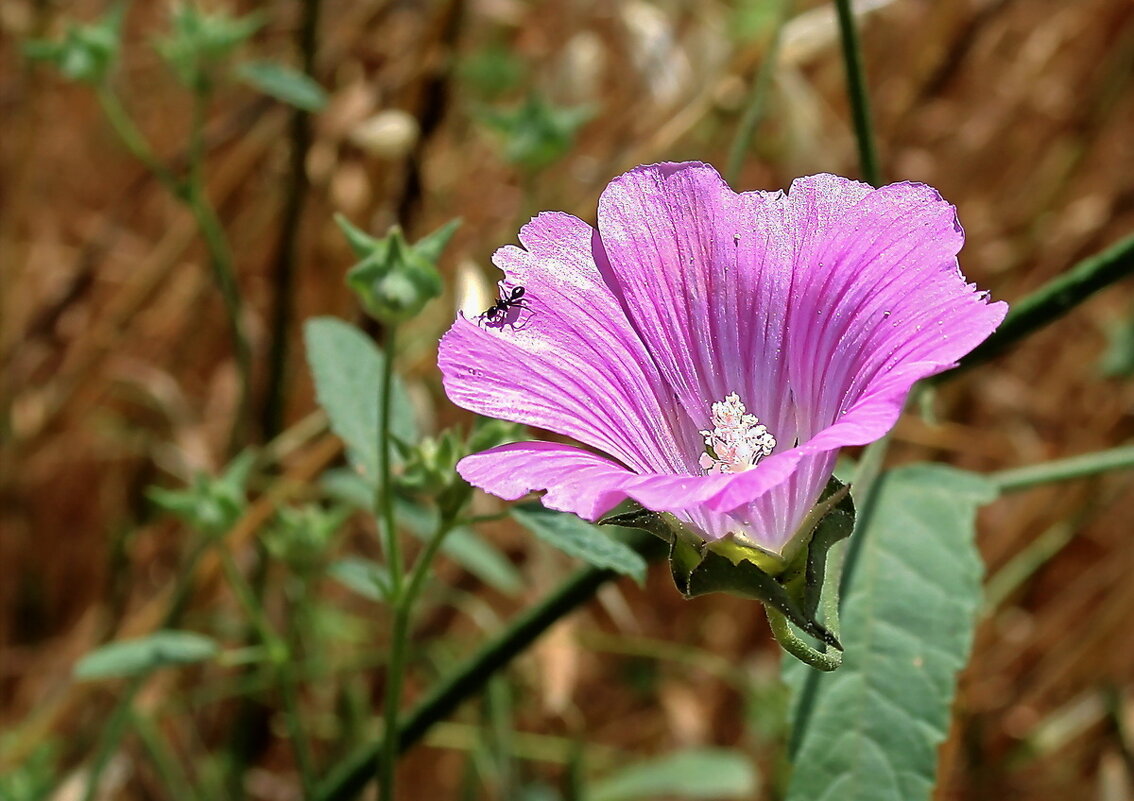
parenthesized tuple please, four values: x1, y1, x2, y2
(186, 88, 254, 454)
(131, 709, 199, 801)
(833, 0, 882, 186)
(80, 537, 211, 801)
(219, 548, 317, 798)
(378, 514, 458, 798)
(765, 607, 842, 672)
(317, 532, 656, 801)
(81, 674, 145, 801)
(725, 0, 790, 185)
(947, 233, 1134, 377)
(95, 86, 183, 197)
(96, 83, 253, 453)
(990, 445, 1134, 492)
(377, 327, 402, 598)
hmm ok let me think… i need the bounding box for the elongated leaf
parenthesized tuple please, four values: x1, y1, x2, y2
(304, 317, 418, 480)
(236, 60, 327, 111)
(512, 504, 647, 585)
(783, 465, 996, 801)
(590, 748, 758, 801)
(75, 631, 219, 679)
(328, 557, 391, 602)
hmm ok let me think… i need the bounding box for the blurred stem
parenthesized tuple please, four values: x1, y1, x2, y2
(263, 0, 324, 439)
(95, 82, 253, 453)
(319, 530, 659, 801)
(81, 675, 145, 801)
(946, 233, 1134, 377)
(94, 86, 182, 196)
(219, 547, 317, 798)
(833, 0, 882, 186)
(187, 87, 254, 454)
(131, 709, 199, 801)
(725, 0, 789, 185)
(81, 537, 211, 801)
(990, 445, 1134, 492)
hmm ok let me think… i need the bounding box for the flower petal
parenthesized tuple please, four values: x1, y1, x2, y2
(458, 441, 806, 535)
(438, 212, 696, 475)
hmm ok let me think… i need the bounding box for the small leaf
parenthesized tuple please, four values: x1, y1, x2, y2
(328, 557, 391, 602)
(590, 748, 758, 801)
(512, 505, 647, 585)
(236, 60, 327, 111)
(75, 631, 219, 680)
(783, 465, 997, 801)
(303, 317, 418, 480)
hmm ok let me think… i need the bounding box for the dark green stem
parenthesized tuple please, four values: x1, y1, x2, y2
(262, 0, 323, 439)
(947, 233, 1134, 376)
(725, 0, 789, 185)
(317, 533, 655, 801)
(833, 0, 881, 186)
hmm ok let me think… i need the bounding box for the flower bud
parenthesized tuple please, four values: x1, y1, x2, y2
(338, 216, 459, 324)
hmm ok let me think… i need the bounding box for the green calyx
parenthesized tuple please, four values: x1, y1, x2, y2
(338, 216, 459, 325)
(600, 476, 856, 669)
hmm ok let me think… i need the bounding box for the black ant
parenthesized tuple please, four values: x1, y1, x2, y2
(479, 285, 529, 325)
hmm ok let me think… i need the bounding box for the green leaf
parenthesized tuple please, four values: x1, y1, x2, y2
(328, 557, 391, 602)
(75, 631, 220, 680)
(303, 317, 418, 481)
(511, 504, 647, 585)
(590, 748, 758, 801)
(783, 465, 997, 801)
(236, 60, 327, 111)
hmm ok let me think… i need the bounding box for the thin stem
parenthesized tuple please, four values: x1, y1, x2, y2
(990, 445, 1134, 493)
(945, 233, 1134, 377)
(131, 710, 199, 801)
(833, 0, 882, 186)
(725, 0, 790, 185)
(378, 514, 458, 799)
(263, 0, 324, 439)
(79, 538, 211, 801)
(186, 88, 254, 454)
(95, 86, 184, 197)
(219, 548, 317, 798)
(317, 531, 657, 801)
(81, 675, 145, 801)
(97, 82, 254, 453)
(375, 325, 405, 799)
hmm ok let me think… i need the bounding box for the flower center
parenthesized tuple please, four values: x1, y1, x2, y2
(698, 393, 776, 475)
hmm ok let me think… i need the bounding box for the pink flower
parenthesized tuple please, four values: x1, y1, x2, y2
(438, 162, 1006, 560)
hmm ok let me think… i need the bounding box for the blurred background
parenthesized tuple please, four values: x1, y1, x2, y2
(2, 0, 1133, 799)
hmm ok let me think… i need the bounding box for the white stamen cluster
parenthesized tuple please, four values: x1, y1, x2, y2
(698, 393, 776, 475)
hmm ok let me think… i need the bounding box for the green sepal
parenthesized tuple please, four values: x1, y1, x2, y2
(600, 476, 856, 653)
(24, 3, 126, 85)
(337, 216, 458, 324)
